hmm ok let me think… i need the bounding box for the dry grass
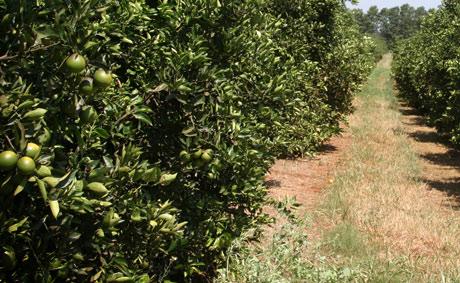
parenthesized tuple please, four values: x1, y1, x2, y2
(319, 54, 460, 280)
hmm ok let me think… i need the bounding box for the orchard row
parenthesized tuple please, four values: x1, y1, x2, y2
(0, 1, 374, 281)
(394, 1, 460, 144)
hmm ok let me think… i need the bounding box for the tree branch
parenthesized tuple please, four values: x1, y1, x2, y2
(0, 43, 60, 62)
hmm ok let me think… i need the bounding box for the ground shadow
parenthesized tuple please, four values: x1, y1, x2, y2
(318, 143, 338, 154)
(422, 177, 460, 209)
(281, 142, 339, 161)
(402, 116, 426, 126)
(399, 101, 428, 125)
(423, 177, 460, 194)
(399, 106, 420, 116)
(265, 180, 281, 189)
(408, 131, 449, 144)
(399, 101, 460, 203)
(421, 150, 460, 169)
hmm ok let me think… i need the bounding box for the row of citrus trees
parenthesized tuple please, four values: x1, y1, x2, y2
(393, 1, 460, 143)
(0, 0, 373, 281)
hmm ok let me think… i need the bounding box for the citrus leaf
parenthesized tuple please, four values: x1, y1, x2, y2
(133, 113, 153, 126)
(55, 170, 77, 189)
(8, 217, 28, 233)
(49, 200, 59, 219)
(94, 128, 110, 139)
(37, 179, 48, 202)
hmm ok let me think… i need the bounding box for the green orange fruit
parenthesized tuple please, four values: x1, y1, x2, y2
(194, 159, 206, 168)
(192, 149, 203, 159)
(25, 143, 41, 159)
(201, 149, 213, 162)
(179, 150, 191, 162)
(17, 156, 36, 175)
(79, 77, 94, 94)
(62, 99, 77, 117)
(65, 53, 86, 73)
(94, 68, 113, 88)
(0, 151, 18, 171)
(80, 106, 98, 124)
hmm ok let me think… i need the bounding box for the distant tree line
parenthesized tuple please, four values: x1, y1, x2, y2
(351, 4, 433, 48)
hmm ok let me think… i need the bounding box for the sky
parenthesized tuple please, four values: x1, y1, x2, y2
(346, 0, 442, 11)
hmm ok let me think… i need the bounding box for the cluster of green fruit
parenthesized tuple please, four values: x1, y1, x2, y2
(0, 143, 40, 175)
(63, 53, 113, 125)
(180, 149, 221, 179)
(65, 53, 113, 92)
(180, 149, 212, 164)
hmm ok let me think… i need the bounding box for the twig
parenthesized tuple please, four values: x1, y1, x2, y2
(0, 52, 16, 61)
(0, 43, 60, 62)
(4, 134, 15, 151)
(115, 111, 132, 125)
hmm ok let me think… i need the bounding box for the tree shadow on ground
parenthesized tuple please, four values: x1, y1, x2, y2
(265, 180, 282, 189)
(317, 143, 338, 154)
(422, 177, 460, 209)
(399, 101, 460, 207)
(422, 177, 460, 195)
(420, 151, 460, 169)
(399, 106, 420, 116)
(408, 131, 445, 144)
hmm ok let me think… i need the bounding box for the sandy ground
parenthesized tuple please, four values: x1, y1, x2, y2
(266, 132, 351, 211)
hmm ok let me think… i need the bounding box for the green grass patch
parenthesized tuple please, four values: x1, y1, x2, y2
(322, 223, 368, 258)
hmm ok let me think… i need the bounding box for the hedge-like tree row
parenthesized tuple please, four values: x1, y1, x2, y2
(0, 0, 373, 281)
(393, 1, 460, 143)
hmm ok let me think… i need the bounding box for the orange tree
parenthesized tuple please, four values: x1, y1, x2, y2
(0, 0, 372, 281)
(394, 1, 460, 143)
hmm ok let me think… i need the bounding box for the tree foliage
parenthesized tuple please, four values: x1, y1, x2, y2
(0, 0, 373, 281)
(393, 0, 460, 144)
(351, 4, 431, 48)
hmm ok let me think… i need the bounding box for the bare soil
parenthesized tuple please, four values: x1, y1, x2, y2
(266, 130, 352, 211)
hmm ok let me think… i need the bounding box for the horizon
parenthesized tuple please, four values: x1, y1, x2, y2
(346, 0, 442, 11)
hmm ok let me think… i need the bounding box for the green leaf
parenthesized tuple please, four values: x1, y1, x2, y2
(182, 126, 197, 137)
(133, 113, 153, 126)
(151, 83, 168, 93)
(142, 167, 161, 183)
(37, 179, 48, 202)
(159, 173, 177, 186)
(8, 217, 28, 233)
(13, 179, 27, 196)
(49, 200, 60, 219)
(55, 170, 77, 189)
(94, 128, 110, 139)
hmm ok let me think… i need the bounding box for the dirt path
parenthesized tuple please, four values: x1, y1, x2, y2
(266, 55, 393, 211)
(266, 131, 351, 210)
